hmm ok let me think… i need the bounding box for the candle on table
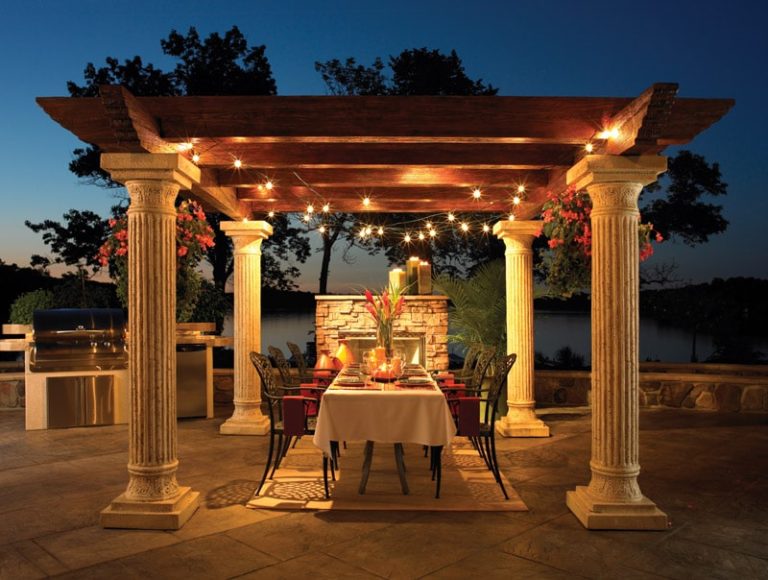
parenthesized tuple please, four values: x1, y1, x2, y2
(418, 261, 432, 295)
(389, 268, 406, 293)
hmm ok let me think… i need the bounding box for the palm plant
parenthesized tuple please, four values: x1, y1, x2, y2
(433, 260, 507, 356)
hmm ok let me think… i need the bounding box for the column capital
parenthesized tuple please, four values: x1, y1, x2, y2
(493, 219, 542, 245)
(566, 155, 667, 191)
(220, 220, 273, 240)
(101, 153, 201, 190)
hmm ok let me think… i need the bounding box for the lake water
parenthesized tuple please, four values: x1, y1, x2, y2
(224, 310, 768, 363)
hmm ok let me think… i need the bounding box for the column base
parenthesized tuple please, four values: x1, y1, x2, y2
(219, 415, 270, 435)
(566, 485, 668, 530)
(100, 486, 200, 530)
(495, 416, 550, 438)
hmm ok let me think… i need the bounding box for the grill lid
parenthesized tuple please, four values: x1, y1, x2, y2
(32, 308, 125, 334)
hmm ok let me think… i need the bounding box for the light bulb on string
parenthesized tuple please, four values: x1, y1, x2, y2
(191, 152, 200, 163)
(362, 196, 371, 207)
(512, 195, 521, 205)
(482, 223, 490, 233)
(318, 225, 326, 234)
(447, 212, 456, 222)
(429, 229, 437, 238)
(508, 213, 516, 221)
(585, 142, 594, 153)
(472, 188, 482, 199)
(460, 222, 469, 233)
(176, 142, 193, 152)
(359, 228, 367, 239)
(377, 226, 384, 236)
(264, 180, 274, 190)
(322, 203, 330, 213)
(306, 204, 314, 214)
(302, 214, 311, 223)
(403, 233, 412, 243)
(425, 221, 433, 230)
(418, 231, 425, 241)
(365, 226, 373, 236)
(267, 210, 275, 218)
(517, 185, 526, 194)
(233, 158, 242, 169)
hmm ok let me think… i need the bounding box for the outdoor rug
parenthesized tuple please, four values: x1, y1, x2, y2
(246, 438, 527, 511)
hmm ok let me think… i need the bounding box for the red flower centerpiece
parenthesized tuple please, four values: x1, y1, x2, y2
(362, 283, 407, 362)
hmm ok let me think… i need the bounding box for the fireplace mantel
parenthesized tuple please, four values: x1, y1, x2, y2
(315, 295, 449, 370)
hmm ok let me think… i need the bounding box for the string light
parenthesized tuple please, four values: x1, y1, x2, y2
(482, 223, 490, 233)
(472, 188, 482, 199)
(598, 127, 620, 140)
(460, 222, 470, 232)
(508, 213, 516, 221)
(176, 142, 193, 152)
(322, 203, 330, 213)
(403, 233, 412, 243)
(233, 158, 242, 169)
(512, 195, 522, 205)
(429, 229, 437, 238)
(425, 221, 433, 230)
(264, 180, 274, 190)
(362, 196, 371, 207)
(517, 185, 526, 194)
(447, 212, 456, 222)
(418, 231, 426, 241)
(302, 214, 311, 223)
(191, 152, 200, 163)
(359, 228, 367, 239)
(318, 225, 326, 234)
(306, 204, 314, 214)
(365, 226, 373, 236)
(377, 226, 384, 236)
(267, 210, 275, 218)
(585, 143, 594, 153)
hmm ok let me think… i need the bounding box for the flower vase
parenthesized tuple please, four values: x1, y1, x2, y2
(377, 325, 394, 360)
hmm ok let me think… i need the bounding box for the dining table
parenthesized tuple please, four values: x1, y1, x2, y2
(312, 364, 457, 496)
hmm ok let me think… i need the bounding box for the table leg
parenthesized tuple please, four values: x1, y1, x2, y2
(358, 440, 374, 494)
(432, 446, 443, 499)
(394, 443, 409, 495)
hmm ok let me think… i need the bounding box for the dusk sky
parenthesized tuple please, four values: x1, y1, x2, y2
(1, 0, 766, 292)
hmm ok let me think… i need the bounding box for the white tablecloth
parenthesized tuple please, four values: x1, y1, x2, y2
(312, 382, 457, 456)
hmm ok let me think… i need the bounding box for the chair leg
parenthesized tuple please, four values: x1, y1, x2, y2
(270, 433, 285, 478)
(488, 433, 509, 500)
(256, 430, 276, 496)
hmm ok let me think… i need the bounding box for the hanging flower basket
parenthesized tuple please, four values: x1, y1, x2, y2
(538, 187, 663, 297)
(97, 200, 215, 321)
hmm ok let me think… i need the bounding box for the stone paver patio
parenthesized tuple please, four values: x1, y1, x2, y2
(1, 407, 766, 579)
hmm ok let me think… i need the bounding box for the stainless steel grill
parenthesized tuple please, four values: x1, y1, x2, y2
(30, 309, 128, 373)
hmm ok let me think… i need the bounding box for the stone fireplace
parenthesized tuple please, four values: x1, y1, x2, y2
(315, 295, 449, 370)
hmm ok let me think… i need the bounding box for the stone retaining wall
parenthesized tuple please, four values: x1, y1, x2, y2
(534, 363, 768, 413)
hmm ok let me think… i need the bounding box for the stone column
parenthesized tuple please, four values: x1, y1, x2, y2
(99, 153, 200, 530)
(566, 155, 668, 530)
(219, 221, 273, 435)
(493, 220, 549, 437)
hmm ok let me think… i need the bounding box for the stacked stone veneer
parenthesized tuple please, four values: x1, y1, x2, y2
(315, 295, 449, 371)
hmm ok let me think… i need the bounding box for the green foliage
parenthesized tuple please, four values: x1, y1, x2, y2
(433, 260, 507, 354)
(9, 290, 56, 324)
(25, 210, 109, 276)
(190, 280, 231, 331)
(642, 150, 728, 245)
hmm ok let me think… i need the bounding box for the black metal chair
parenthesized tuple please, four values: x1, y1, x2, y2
(450, 353, 517, 499)
(286, 341, 316, 382)
(250, 352, 331, 499)
(432, 344, 481, 383)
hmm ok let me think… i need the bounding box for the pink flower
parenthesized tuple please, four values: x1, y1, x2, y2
(655, 232, 664, 243)
(364, 289, 374, 304)
(178, 246, 188, 257)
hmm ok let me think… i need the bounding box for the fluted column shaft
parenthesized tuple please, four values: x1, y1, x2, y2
(493, 220, 549, 437)
(125, 179, 180, 500)
(565, 154, 668, 530)
(99, 153, 201, 530)
(220, 221, 273, 435)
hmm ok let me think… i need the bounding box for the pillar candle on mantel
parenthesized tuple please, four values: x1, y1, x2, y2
(389, 268, 406, 293)
(406, 257, 420, 294)
(418, 261, 432, 295)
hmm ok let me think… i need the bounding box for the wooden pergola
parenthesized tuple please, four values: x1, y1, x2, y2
(38, 83, 732, 531)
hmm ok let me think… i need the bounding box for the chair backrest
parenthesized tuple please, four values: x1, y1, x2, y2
(249, 352, 282, 424)
(460, 345, 481, 375)
(484, 353, 517, 424)
(267, 346, 294, 386)
(286, 341, 308, 375)
(470, 346, 496, 391)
